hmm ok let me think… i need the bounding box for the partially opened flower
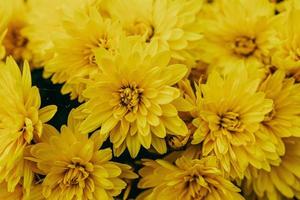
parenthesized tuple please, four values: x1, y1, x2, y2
(0, 57, 57, 195)
(138, 156, 244, 200)
(30, 110, 137, 200)
(192, 68, 275, 179)
(78, 38, 189, 158)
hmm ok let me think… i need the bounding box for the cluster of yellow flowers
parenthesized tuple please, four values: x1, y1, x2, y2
(1, 0, 300, 199)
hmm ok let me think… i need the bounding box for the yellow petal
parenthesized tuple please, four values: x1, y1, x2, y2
(126, 134, 141, 158)
(39, 105, 57, 123)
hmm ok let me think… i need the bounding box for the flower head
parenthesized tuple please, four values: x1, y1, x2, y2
(259, 70, 300, 139)
(198, 0, 278, 78)
(272, 6, 300, 80)
(30, 110, 137, 200)
(138, 156, 244, 200)
(0, 0, 32, 64)
(44, 4, 124, 102)
(78, 38, 189, 158)
(0, 57, 57, 194)
(244, 137, 300, 200)
(24, 0, 105, 67)
(0, 182, 44, 200)
(107, 0, 202, 63)
(192, 68, 275, 179)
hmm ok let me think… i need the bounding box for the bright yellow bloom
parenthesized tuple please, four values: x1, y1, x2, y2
(0, 0, 11, 59)
(0, 57, 57, 195)
(44, 5, 124, 102)
(0, 182, 44, 200)
(192, 68, 274, 179)
(30, 110, 137, 200)
(77, 38, 189, 158)
(259, 70, 300, 143)
(270, 0, 294, 13)
(272, 6, 300, 80)
(0, 0, 32, 64)
(138, 156, 244, 200)
(24, 0, 105, 67)
(244, 137, 300, 200)
(107, 0, 202, 63)
(198, 0, 278, 78)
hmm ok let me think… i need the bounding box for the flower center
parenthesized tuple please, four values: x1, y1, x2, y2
(233, 36, 257, 57)
(84, 34, 113, 66)
(125, 20, 154, 43)
(20, 111, 42, 144)
(119, 83, 143, 111)
(3, 21, 29, 63)
(21, 118, 34, 143)
(184, 171, 209, 199)
(63, 159, 93, 187)
(289, 48, 300, 62)
(219, 112, 244, 132)
(263, 109, 276, 122)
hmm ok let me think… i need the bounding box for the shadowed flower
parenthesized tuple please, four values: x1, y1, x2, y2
(0, 0, 32, 64)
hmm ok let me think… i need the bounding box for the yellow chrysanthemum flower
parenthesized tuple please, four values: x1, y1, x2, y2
(30, 110, 137, 200)
(272, 6, 300, 80)
(192, 68, 274, 179)
(24, 0, 105, 67)
(77, 38, 189, 158)
(0, 57, 57, 195)
(0, 0, 32, 64)
(0, 182, 44, 200)
(244, 137, 300, 200)
(44, 5, 124, 102)
(0, 0, 11, 60)
(259, 70, 300, 144)
(270, 0, 293, 13)
(198, 0, 278, 78)
(137, 156, 244, 200)
(241, 70, 300, 169)
(107, 0, 202, 63)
